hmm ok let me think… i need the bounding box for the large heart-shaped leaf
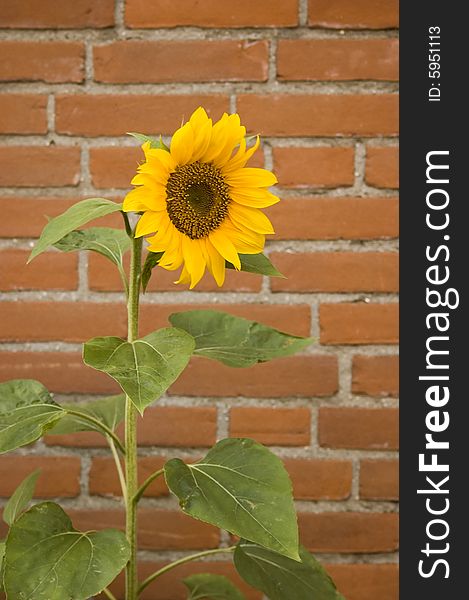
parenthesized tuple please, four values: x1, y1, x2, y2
(0, 380, 64, 453)
(165, 438, 299, 560)
(4, 502, 130, 600)
(54, 227, 130, 268)
(83, 328, 195, 413)
(3, 469, 40, 526)
(49, 394, 126, 435)
(227, 253, 284, 278)
(234, 542, 345, 600)
(169, 310, 313, 368)
(28, 198, 123, 262)
(183, 574, 246, 600)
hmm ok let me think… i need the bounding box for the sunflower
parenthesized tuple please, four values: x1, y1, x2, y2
(123, 107, 279, 288)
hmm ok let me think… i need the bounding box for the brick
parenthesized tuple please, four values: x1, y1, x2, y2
(266, 197, 399, 240)
(0, 147, 80, 187)
(0, 197, 122, 238)
(88, 253, 262, 293)
(366, 146, 399, 188)
(319, 407, 399, 450)
(0, 249, 78, 291)
(94, 40, 268, 83)
(69, 508, 219, 550)
(283, 458, 352, 500)
(99, 561, 261, 600)
(299, 512, 398, 553)
(56, 95, 229, 137)
(90, 146, 144, 189)
(0, 42, 84, 82)
(89, 456, 168, 498)
(320, 303, 399, 345)
(46, 406, 217, 448)
(229, 407, 311, 446)
(360, 459, 399, 500)
(273, 147, 354, 188)
(0, 0, 114, 28)
(352, 354, 399, 396)
(0, 301, 310, 342)
(0, 94, 47, 134)
(0, 357, 335, 401)
(125, 0, 297, 28)
(278, 39, 398, 81)
(326, 563, 398, 600)
(172, 355, 338, 398)
(271, 252, 398, 293)
(0, 456, 81, 498)
(0, 351, 117, 395)
(237, 94, 398, 136)
(308, 0, 399, 29)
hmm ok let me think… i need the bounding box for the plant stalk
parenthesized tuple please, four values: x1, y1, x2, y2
(125, 233, 143, 600)
(133, 468, 164, 505)
(138, 547, 236, 594)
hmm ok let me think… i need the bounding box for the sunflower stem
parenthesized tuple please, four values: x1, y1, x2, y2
(137, 547, 236, 594)
(125, 233, 142, 600)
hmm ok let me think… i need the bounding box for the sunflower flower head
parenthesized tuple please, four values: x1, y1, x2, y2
(123, 107, 279, 289)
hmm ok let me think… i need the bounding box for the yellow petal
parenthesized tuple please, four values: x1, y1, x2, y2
(170, 121, 194, 165)
(209, 228, 241, 270)
(175, 265, 191, 285)
(223, 218, 265, 253)
(159, 237, 183, 270)
(225, 167, 277, 188)
(222, 135, 260, 173)
(144, 147, 175, 172)
(191, 117, 213, 162)
(135, 211, 165, 237)
(123, 187, 153, 212)
(146, 218, 175, 252)
(181, 236, 206, 289)
(202, 113, 245, 166)
(229, 203, 275, 235)
(230, 188, 280, 208)
(189, 106, 210, 128)
(206, 239, 226, 287)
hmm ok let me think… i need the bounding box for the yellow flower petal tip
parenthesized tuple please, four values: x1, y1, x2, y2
(124, 107, 278, 288)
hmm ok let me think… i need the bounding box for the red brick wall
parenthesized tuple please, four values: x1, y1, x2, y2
(0, 2, 399, 599)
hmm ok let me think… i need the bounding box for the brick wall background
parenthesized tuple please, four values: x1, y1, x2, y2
(0, 1, 399, 599)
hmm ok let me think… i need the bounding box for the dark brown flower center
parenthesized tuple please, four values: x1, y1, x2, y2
(166, 161, 231, 239)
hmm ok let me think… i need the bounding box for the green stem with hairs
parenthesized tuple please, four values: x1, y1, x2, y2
(125, 233, 143, 600)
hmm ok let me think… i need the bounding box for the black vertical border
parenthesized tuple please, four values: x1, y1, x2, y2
(400, 2, 466, 597)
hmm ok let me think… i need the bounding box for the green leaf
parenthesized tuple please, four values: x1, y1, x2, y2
(0, 540, 5, 587)
(0, 380, 64, 453)
(48, 393, 126, 435)
(83, 328, 195, 414)
(3, 470, 41, 526)
(165, 438, 299, 560)
(234, 542, 344, 600)
(28, 198, 123, 262)
(184, 574, 246, 600)
(54, 227, 130, 268)
(227, 253, 285, 278)
(169, 310, 313, 368)
(128, 132, 170, 151)
(4, 502, 129, 600)
(142, 251, 164, 292)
